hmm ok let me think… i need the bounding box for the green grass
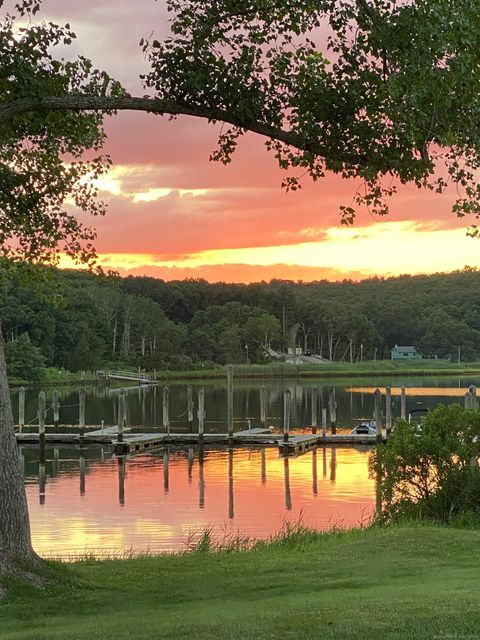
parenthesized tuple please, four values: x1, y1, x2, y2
(2, 524, 480, 639)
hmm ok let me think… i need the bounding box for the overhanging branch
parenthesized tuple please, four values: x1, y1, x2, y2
(0, 94, 363, 166)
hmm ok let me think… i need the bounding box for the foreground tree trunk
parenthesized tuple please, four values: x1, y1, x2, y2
(0, 325, 43, 593)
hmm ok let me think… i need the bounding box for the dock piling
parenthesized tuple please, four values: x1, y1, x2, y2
(260, 385, 267, 429)
(328, 387, 337, 434)
(52, 389, 60, 427)
(197, 387, 205, 440)
(374, 389, 382, 444)
(311, 387, 318, 435)
(118, 390, 126, 443)
(400, 387, 406, 420)
(163, 386, 170, 434)
(469, 385, 477, 409)
(385, 386, 392, 434)
(283, 389, 291, 454)
(18, 387, 25, 433)
(321, 407, 327, 438)
(187, 385, 194, 424)
(38, 391, 46, 452)
(227, 365, 234, 441)
(79, 388, 86, 446)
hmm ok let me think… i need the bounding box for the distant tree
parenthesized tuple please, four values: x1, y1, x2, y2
(5, 333, 45, 381)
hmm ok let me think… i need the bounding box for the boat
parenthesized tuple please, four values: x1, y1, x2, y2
(351, 419, 377, 436)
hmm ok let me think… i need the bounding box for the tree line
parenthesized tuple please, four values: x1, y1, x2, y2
(3, 264, 480, 379)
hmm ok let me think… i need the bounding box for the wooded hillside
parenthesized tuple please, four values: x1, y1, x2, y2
(3, 265, 479, 376)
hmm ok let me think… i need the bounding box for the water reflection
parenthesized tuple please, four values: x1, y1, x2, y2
(23, 444, 374, 557)
(18, 374, 480, 557)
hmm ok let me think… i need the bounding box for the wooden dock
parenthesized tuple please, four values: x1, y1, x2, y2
(15, 423, 379, 456)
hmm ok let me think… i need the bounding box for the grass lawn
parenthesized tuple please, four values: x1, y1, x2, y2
(1, 524, 480, 639)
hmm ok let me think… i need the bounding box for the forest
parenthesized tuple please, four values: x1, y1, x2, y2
(2, 264, 480, 379)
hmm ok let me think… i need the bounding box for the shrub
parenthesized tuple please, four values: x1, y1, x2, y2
(5, 332, 46, 381)
(370, 403, 480, 524)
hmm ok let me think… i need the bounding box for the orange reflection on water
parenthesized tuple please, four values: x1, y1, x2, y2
(347, 386, 470, 397)
(25, 447, 375, 558)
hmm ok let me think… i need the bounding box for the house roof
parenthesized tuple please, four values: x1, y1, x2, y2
(391, 345, 417, 353)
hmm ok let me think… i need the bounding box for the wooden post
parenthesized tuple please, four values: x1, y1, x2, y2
(311, 387, 318, 434)
(18, 387, 25, 433)
(118, 389, 126, 443)
(227, 365, 234, 440)
(312, 449, 318, 496)
(328, 387, 337, 434)
(374, 388, 382, 444)
(79, 455, 86, 495)
(163, 386, 170, 434)
(228, 447, 234, 520)
(38, 391, 46, 452)
(322, 447, 327, 477)
(80, 370, 85, 386)
(465, 391, 471, 410)
(197, 387, 205, 439)
(385, 386, 392, 435)
(283, 389, 291, 453)
(79, 388, 85, 446)
(260, 385, 267, 429)
(163, 450, 169, 494)
(187, 385, 194, 425)
(52, 389, 60, 427)
(400, 387, 406, 420)
(469, 385, 477, 409)
(322, 407, 327, 438)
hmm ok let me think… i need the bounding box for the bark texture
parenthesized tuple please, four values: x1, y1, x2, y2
(0, 324, 43, 590)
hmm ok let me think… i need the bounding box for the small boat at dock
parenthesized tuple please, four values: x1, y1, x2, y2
(351, 419, 377, 436)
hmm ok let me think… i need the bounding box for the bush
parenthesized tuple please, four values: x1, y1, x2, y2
(5, 333, 46, 381)
(370, 403, 480, 525)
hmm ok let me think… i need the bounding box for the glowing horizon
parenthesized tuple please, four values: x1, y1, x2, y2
(43, 1, 480, 283)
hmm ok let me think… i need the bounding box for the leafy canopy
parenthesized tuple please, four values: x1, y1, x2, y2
(147, 0, 480, 229)
(2, 0, 480, 270)
(0, 0, 123, 266)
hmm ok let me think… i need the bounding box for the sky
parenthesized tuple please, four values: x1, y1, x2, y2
(34, 0, 480, 283)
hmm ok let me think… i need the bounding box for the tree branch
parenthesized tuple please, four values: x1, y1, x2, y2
(0, 94, 363, 166)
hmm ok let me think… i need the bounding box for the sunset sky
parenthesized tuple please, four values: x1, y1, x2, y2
(41, 0, 480, 283)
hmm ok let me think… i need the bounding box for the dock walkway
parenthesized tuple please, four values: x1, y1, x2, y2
(15, 426, 379, 456)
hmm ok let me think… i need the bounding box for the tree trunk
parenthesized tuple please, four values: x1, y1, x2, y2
(112, 316, 117, 356)
(0, 324, 43, 591)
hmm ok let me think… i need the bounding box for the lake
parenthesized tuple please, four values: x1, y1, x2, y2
(14, 375, 480, 557)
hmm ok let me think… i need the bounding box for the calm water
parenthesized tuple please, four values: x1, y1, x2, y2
(14, 375, 480, 557)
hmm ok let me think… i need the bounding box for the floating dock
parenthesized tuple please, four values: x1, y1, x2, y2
(16, 426, 379, 457)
